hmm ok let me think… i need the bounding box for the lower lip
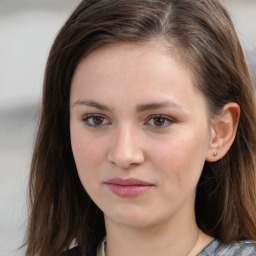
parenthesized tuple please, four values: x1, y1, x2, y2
(106, 184, 153, 197)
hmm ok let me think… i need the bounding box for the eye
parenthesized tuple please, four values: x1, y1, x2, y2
(145, 115, 174, 128)
(82, 114, 110, 127)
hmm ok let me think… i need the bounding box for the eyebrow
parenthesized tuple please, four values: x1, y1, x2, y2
(136, 101, 185, 112)
(72, 100, 185, 112)
(72, 100, 112, 112)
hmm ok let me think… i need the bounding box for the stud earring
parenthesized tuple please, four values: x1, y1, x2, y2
(213, 152, 217, 157)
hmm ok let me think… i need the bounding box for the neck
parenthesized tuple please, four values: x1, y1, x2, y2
(104, 212, 203, 256)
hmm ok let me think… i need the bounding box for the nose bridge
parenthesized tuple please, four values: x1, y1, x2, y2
(108, 122, 144, 168)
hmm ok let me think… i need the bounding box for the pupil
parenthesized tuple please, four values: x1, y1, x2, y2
(153, 118, 164, 126)
(93, 117, 103, 125)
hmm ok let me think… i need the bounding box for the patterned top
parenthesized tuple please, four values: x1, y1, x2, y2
(198, 239, 256, 255)
(62, 239, 256, 256)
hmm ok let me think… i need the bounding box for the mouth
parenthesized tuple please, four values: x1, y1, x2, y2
(104, 178, 154, 197)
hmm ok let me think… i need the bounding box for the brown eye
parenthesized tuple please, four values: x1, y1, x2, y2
(153, 117, 165, 127)
(83, 115, 110, 127)
(93, 116, 104, 125)
(146, 115, 174, 129)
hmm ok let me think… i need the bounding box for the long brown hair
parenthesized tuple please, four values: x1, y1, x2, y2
(25, 0, 256, 255)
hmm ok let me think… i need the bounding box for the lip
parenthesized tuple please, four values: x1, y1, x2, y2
(104, 178, 154, 197)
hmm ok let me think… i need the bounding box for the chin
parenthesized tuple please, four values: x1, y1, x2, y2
(105, 208, 161, 229)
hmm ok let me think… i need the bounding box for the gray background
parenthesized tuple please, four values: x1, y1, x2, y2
(0, 0, 255, 255)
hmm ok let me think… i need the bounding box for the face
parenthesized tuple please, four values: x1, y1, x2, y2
(70, 42, 213, 229)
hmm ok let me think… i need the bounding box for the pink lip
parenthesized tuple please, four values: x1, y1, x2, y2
(104, 178, 154, 197)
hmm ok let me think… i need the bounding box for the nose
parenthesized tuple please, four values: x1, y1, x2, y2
(107, 125, 145, 169)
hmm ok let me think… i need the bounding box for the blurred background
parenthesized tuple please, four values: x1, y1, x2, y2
(0, 0, 255, 255)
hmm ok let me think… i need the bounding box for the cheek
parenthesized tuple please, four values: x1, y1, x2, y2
(150, 130, 209, 186)
(70, 131, 109, 202)
(70, 128, 105, 181)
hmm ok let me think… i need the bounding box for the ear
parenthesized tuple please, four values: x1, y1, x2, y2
(206, 102, 240, 162)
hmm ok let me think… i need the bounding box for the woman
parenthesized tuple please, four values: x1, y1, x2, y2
(25, 0, 256, 255)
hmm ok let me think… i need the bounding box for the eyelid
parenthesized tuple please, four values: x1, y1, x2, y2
(82, 113, 111, 127)
(145, 114, 175, 128)
(81, 113, 175, 129)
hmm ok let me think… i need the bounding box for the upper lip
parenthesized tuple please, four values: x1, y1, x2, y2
(105, 177, 153, 186)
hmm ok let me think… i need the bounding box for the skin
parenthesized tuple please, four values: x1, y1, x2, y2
(69, 42, 232, 256)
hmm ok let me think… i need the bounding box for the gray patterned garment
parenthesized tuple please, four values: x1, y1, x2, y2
(198, 239, 256, 256)
(62, 239, 256, 256)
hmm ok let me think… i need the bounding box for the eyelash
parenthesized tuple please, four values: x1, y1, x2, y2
(82, 114, 110, 128)
(82, 114, 174, 129)
(145, 115, 174, 129)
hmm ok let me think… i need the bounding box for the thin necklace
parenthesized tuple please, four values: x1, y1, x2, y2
(97, 229, 200, 256)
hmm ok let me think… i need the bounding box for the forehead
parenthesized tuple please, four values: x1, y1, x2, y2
(70, 41, 206, 113)
(72, 41, 193, 88)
